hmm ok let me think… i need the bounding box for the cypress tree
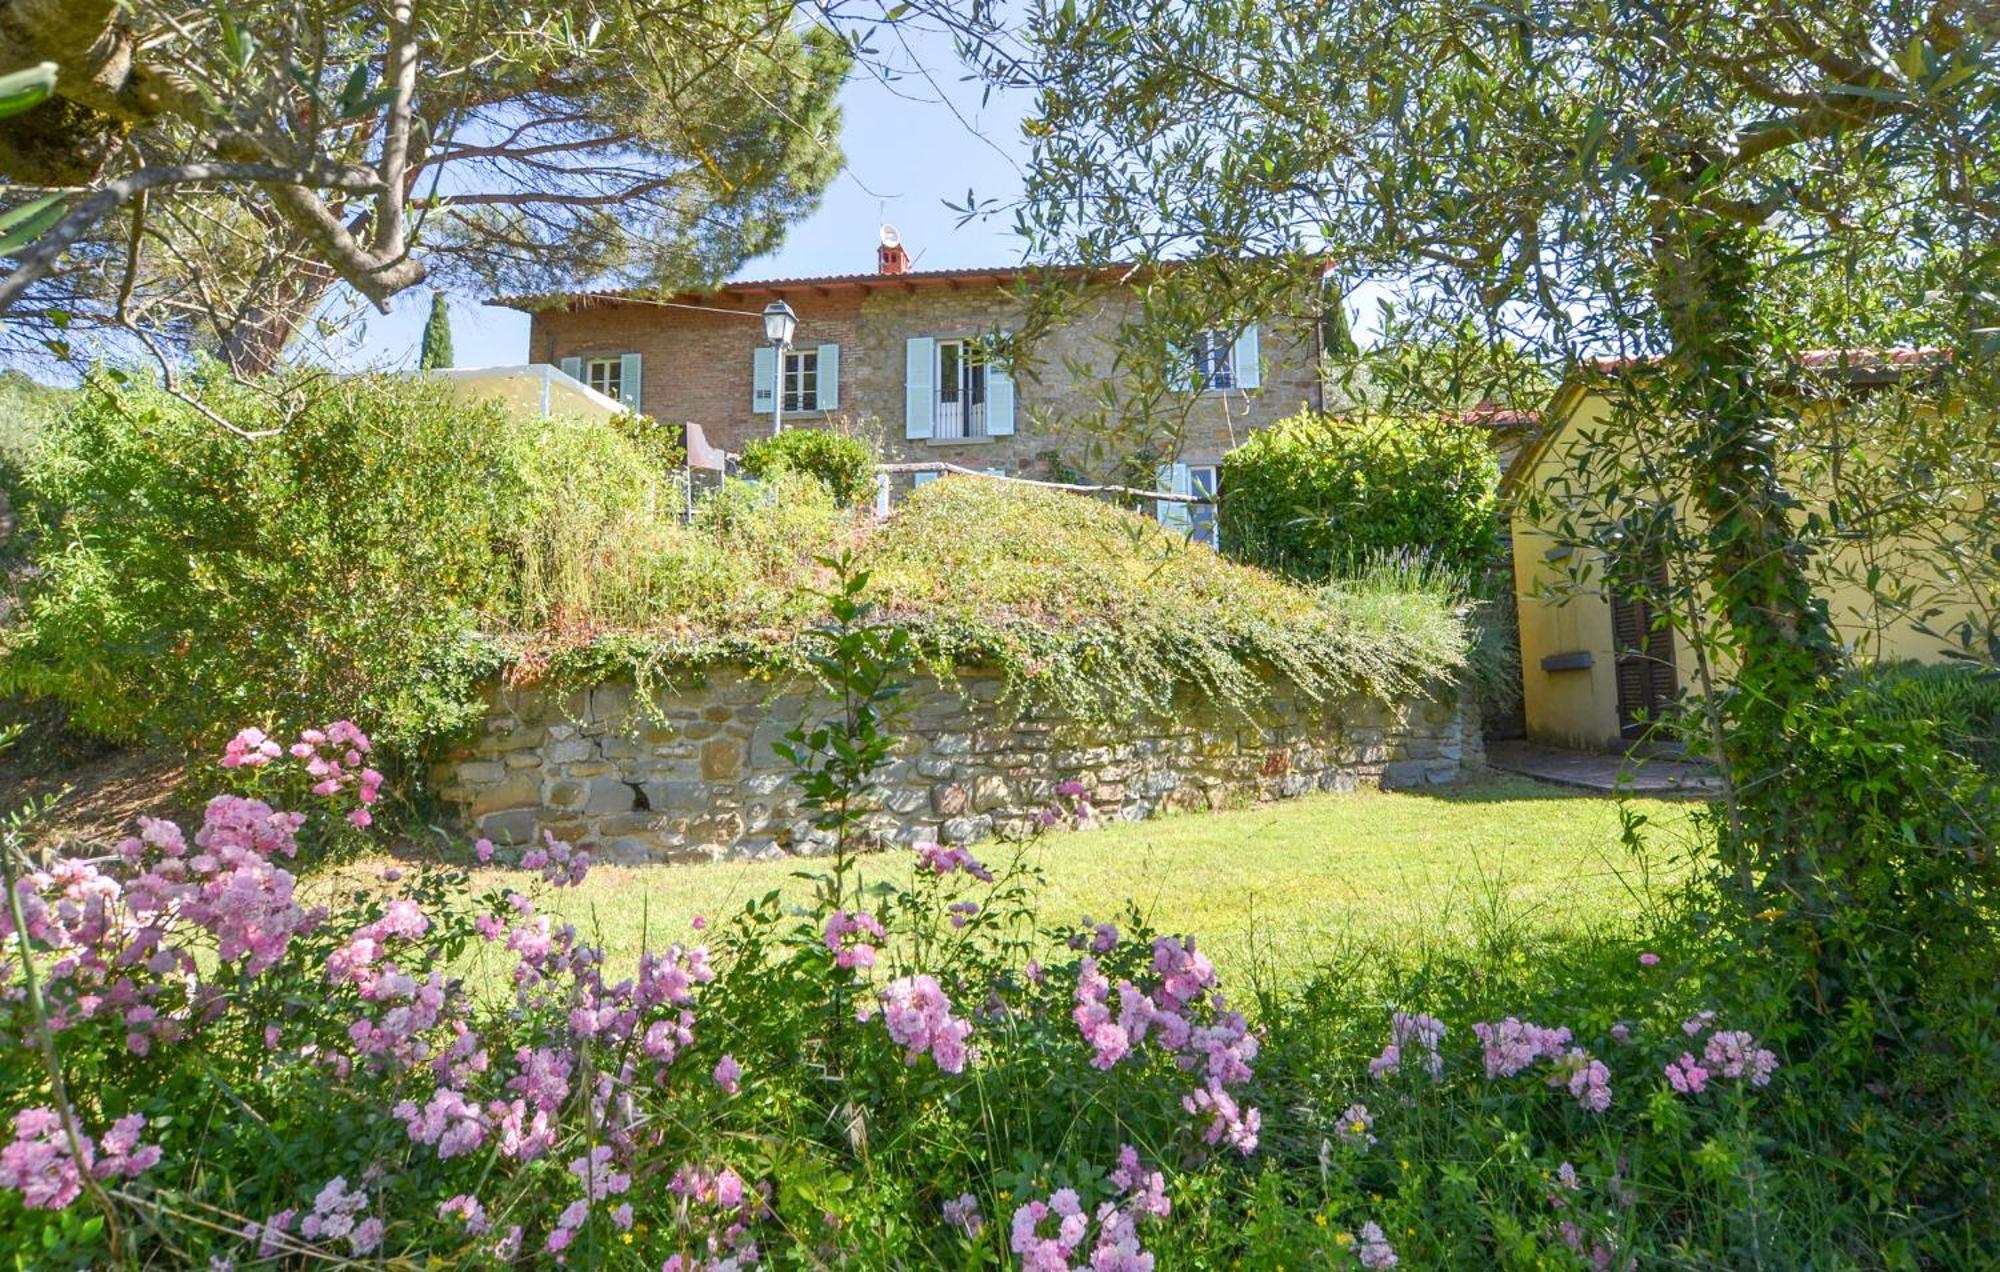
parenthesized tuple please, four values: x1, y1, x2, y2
(418, 292, 454, 370)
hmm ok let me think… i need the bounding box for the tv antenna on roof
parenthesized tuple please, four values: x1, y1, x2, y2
(879, 223, 902, 248)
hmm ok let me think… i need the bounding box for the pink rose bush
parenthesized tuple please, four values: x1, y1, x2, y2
(0, 722, 1795, 1267)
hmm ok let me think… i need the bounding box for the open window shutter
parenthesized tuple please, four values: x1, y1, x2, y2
(986, 338, 1015, 435)
(905, 337, 936, 439)
(752, 346, 775, 414)
(1232, 324, 1262, 390)
(559, 355, 583, 382)
(817, 343, 839, 411)
(618, 353, 642, 411)
(1156, 463, 1193, 532)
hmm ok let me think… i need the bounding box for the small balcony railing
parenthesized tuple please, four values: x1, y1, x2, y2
(934, 397, 987, 440)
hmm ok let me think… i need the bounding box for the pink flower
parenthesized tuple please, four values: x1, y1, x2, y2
(0, 1108, 87, 1209)
(915, 843, 994, 882)
(349, 1216, 384, 1255)
(879, 974, 974, 1072)
(1472, 1017, 1572, 1078)
(1702, 1030, 1779, 1086)
(1550, 1049, 1612, 1112)
(1356, 1220, 1399, 1268)
(347, 807, 373, 830)
(474, 838, 495, 863)
(823, 910, 884, 971)
(713, 1053, 742, 1095)
(220, 728, 281, 769)
(1665, 1052, 1710, 1094)
(943, 1193, 983, 1236)
(1334, 1102, 1376, 1147)
(1373, 1011, 1446, 1079)
(1638, 952, 1660, 966)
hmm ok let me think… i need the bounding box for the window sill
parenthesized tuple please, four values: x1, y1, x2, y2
(926, 435, 998, 446)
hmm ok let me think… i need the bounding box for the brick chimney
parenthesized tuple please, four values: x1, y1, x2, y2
(877, 224, 909, 275)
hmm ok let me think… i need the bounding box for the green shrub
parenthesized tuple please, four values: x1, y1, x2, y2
(739, 426, 876, 506)
(1220, 409, 1501, 582)
(0, 369, 64, 476)
(1852, 659, 2000, 772)
(0, 369, 664, 753)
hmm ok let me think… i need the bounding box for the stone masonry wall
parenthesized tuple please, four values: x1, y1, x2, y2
(438, 666, 1482, 865)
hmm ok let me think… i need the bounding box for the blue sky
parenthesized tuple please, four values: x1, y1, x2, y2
(347, 23, 1034, 371)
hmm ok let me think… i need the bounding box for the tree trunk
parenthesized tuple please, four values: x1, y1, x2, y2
(1649, 208, 1850, 1012)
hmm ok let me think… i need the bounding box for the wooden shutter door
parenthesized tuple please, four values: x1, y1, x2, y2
(1610, 551, 1678, 740)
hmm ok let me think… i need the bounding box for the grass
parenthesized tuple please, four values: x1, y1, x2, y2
(412, 774, 1698, 988)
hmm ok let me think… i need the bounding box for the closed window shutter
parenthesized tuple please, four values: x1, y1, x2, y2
(618, 353, 642, 411)
(1232, 324, 1262, 390)
(752, 346, 775, 414)
(905, 337, 936, 439)
(559, 356, 583, 382)
(817, 343, 839, 411)
(1156, 463, 1193, 532)
(987, 337, 1015, 435)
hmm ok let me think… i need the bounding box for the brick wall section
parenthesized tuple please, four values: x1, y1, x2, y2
(437, 667, 1482, 864)
(526, 281, 1324, 486)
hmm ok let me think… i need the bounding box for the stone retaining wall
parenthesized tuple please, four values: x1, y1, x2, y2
(438, 667, 1481, 864)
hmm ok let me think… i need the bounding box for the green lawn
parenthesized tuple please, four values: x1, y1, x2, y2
(433, 774, 1698, 985)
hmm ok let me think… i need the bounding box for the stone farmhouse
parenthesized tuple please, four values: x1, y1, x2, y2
(492, 233, 1331, 543)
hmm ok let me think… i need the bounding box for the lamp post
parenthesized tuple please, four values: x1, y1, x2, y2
(762, 299, 798, 436)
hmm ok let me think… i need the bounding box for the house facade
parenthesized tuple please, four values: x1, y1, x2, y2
(494, 239, 1327, 539)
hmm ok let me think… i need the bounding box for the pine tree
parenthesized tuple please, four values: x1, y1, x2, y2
(418, 292, 454, 370)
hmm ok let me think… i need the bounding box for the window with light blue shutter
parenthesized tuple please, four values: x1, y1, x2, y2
(559, 355, 583, 382)
(905, 337, 936, 438)
(1156, 463, 1193, 533)
(752, 346, 776, 414)
(986, 336, 1015, 435)
(618, 352, 642, 411)
(817, 343, 839, 411)
(1231, 324, 1261, 391)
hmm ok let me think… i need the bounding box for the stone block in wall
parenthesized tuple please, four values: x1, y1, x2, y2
(882, 786, 929, 816)
(477, 808, 538, 845)
(932, 783, 969, 816)
(970, 774, 1011, 811)
(699, 740, 742, 781)
(457, 760, 506, 786)
(469, 772, 539, 817)
(584, 778, 637, 815)
(940, 815, 992, 844)
(545, 736, 596, 765)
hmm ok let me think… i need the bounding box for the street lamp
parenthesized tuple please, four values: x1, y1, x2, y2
(762, 299, 798, 436)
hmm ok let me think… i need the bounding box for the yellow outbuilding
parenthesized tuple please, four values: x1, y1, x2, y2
(1504, 350, 1993, 752)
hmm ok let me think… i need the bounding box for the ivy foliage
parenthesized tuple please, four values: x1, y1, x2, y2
(1221, 409, 1501, 583)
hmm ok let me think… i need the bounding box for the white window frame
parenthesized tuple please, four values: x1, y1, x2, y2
(782, 348, 820, 413)
(584, 356, 624, 403)
(1188, 330, 1236, 390)
(935, 338, 990, 440)
(1186, 465, 1219, 547)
